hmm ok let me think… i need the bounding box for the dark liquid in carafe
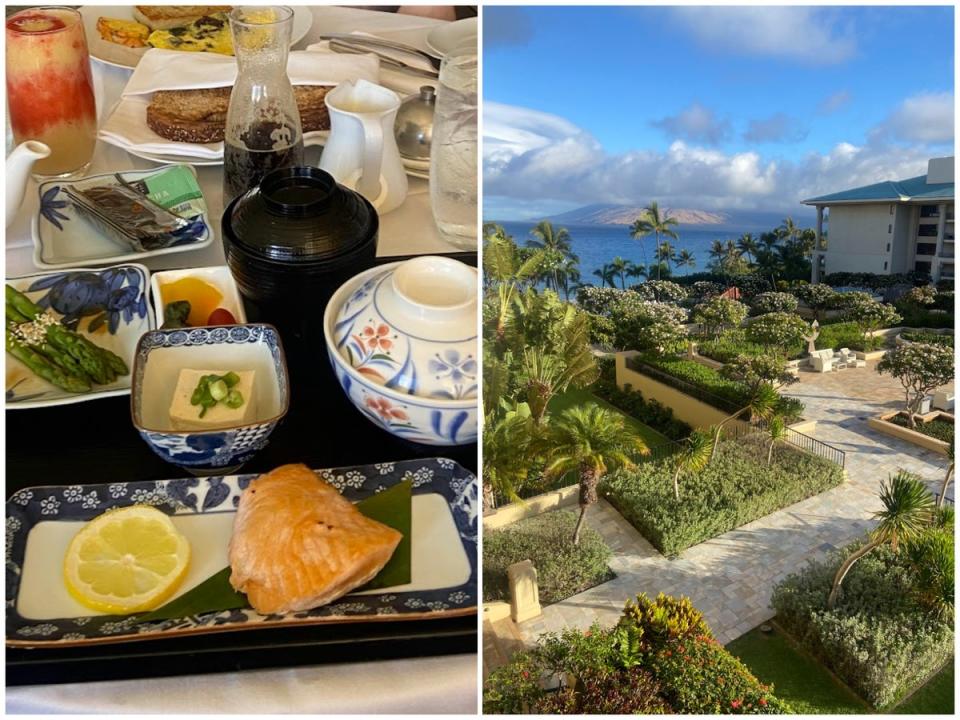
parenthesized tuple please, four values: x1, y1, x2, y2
(224, 121, 304, 202)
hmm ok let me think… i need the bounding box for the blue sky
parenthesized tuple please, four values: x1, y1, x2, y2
(484, 6, 955, 220)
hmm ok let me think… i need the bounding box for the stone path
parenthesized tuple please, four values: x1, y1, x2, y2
(517, 362, 952, 646)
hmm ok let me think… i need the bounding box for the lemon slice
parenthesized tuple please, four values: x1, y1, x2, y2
(63, 505, 190, 614)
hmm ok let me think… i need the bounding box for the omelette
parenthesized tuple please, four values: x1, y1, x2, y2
(147, 12, 234, 55)
(228, 464, 403, 615)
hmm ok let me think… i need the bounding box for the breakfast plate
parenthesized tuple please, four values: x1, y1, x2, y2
(80, 5, 314, 70)
(6, 458, 478, 647)
(6, 264, 155, 410)
(103, 130, 330, 166)
(31, 166, 214, 269)
(425, 16, 477, 59)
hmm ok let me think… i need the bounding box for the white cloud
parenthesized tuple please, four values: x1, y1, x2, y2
(818, 90, 852, 115)
(484, 102, 937, 215)
(874, 92, 954, 144)
(651, 103, 731, 145)
(743, 113, 809, 143)
(671, 7, 856, 65)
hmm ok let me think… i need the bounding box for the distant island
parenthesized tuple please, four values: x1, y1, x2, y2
(541, 203, 815, 231)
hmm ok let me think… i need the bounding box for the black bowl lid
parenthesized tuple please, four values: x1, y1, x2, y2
(222, 167, 378, 265)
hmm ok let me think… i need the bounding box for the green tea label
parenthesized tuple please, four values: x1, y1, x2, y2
(142, 166, 207, 218)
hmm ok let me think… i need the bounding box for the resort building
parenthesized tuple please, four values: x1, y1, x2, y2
(804, 156, 955, 283)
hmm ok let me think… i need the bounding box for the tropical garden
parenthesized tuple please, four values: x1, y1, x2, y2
(482, 203, 954, 714)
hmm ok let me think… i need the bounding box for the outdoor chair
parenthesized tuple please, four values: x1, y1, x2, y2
(934, 391, 955, 412)
(811, 355, 833, 373)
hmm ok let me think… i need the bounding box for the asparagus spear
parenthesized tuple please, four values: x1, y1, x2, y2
(6, 328, 91, 393)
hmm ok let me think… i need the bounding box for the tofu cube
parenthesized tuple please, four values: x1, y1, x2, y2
(169, 368, 257, 431)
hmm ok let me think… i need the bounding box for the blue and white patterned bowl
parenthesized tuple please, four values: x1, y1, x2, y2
(323, 259, 477, 446)
(130, 324, 290, 474)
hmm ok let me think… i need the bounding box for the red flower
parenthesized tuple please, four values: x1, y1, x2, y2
(361, 324, 393, 351)
(731, 699, 742, 709)
(759, 698, 768, 707)
(365, 396, 408, 422)
(521, 670, 530, 679)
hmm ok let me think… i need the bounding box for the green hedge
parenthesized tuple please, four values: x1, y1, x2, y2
(602, 436, 844, 556)
(772, 544, 954, 709)
(697, 323, 870, 362)
(593, 357, 692, 441)
(888, 413, 954, 444)
(483, 511, 613, 605)
(901, 330, 954, 348)
(630, 353, 804, 423)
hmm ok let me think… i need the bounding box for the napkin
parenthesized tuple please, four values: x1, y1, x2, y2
(99, 49, 380, 159)
(306, 37, 437, 100)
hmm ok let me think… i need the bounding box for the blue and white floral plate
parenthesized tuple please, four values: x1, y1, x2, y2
(6, 264, 155, 410)
(31, 166, 214, 269)
(6, 458, 478, 647)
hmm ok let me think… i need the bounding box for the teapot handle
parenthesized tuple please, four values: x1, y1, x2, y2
(358, 116, 383, 202)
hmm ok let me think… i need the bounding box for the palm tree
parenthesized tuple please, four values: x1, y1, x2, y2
(625, 260, 647, 283)
(544, 405, 648, 544)
(674, 249, 696, 271)
(609, 256, 630, 289)
(736, 233, 758, 265)
(669, 430, 711, 500)
(484, 230, 546, 346)
(708, 239, 726, 267)
(631, 202, 679, 281)
(592, 264, 615, 288)
(777, 217, 800, 245)
(827, 472, 935, 609)
(556, 258, 581, 301)
(528, 220, 578, 291)
(710, 383, 779, 461)
(482, 405, 535, 510)
(766, 416, 788, 465)
(938, 445, 954, 508)
(658, 240, 677, 266)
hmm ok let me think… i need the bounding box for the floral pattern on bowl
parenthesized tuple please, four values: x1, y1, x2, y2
(325, 261, 477, 447)
(6, 264, 154, 410)
(6, 458, 477, 646)
(131, 325, 290, 474)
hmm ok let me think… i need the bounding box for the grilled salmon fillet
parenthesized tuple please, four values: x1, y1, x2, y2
(228, 464, 403, 615)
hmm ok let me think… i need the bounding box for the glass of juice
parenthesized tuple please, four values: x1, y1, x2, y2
(6, 7, 97, 179)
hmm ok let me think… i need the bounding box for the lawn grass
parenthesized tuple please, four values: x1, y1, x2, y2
(726, 626, 867, 714)
(549, 387, 670, 448)
(894, 661, 955, 715)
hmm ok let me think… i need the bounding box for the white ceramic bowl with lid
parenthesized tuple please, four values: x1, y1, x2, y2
(323, 256, 477, 445)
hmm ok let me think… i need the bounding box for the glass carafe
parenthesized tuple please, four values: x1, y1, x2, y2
(223, 6, 303, 203)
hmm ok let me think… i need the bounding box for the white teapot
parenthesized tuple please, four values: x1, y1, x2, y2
(319, 80, 408, 215)
(6, 141, 50, 228)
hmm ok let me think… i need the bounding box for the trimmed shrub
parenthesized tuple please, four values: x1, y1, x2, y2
(823, 270, 930, 290)
(746, 312, 810, 354)
(602, 436, 843, 556)
(900, 330, 954, 348)
(632, 279, 688, 303)
(483, 511, 613, 605)
(772, 544, 954, 709)
(532, 666, 672, 714)
(593, 363, 692, 441)
(888, 413, 954, 443)
(697, 330, 776, 363)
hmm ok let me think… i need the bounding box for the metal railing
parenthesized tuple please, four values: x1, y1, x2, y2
(724, 417, 846, 469)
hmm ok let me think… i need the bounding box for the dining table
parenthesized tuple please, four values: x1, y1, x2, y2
(5, 5, 478, 714)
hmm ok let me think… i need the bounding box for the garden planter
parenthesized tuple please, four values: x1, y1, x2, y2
(483, 484, 579, 529)
(867, 411, 953, 455)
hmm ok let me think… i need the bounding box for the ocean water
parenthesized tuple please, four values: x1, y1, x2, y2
(495, 220, 763, 283)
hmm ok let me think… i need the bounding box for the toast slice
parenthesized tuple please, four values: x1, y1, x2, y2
(146, 86, 331, 144)
(133, 5, 233, 30)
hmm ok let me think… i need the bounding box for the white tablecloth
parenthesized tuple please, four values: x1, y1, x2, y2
(5, 7, 477, 714)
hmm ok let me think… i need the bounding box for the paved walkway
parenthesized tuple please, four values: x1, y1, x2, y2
(517, 362, 952, 646)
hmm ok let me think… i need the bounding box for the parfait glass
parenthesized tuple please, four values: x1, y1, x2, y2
(429, 49, 478, 249)
(223, 6, 304, 203)
(6, 7, 97, 179)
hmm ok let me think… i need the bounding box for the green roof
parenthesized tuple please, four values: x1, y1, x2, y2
(803, 174, 954, 205)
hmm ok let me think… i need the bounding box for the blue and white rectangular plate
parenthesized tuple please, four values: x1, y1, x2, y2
(7, 458, 478, 647)
(31, 165, 214, 269)
(6, 264, 155, 410)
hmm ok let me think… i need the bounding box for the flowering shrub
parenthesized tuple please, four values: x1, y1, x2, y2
(577, 287, 688, 353)
(720, 354, 794, 393)
(901, 285, 937, 307)
(772, 543, 954, 709)
(691, 296, 748, 338)
(602, 435, 842, 556)
(838, 292, 902, 349)
(632, 279, 688, 304)
(533, 666, 672, 714)
(823, 270, 930, 289)
(793, 283, 838, 318)
(689, 280, 725, 302)
(746, 312, 810, 354)
(877, 343, 954, 423)
(750, 291, 799, 315)
(576, 286, 629, 315)
(650, 634, 790, 714)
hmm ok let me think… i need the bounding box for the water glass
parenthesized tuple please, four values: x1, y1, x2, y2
(430, 50, 477, 249)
